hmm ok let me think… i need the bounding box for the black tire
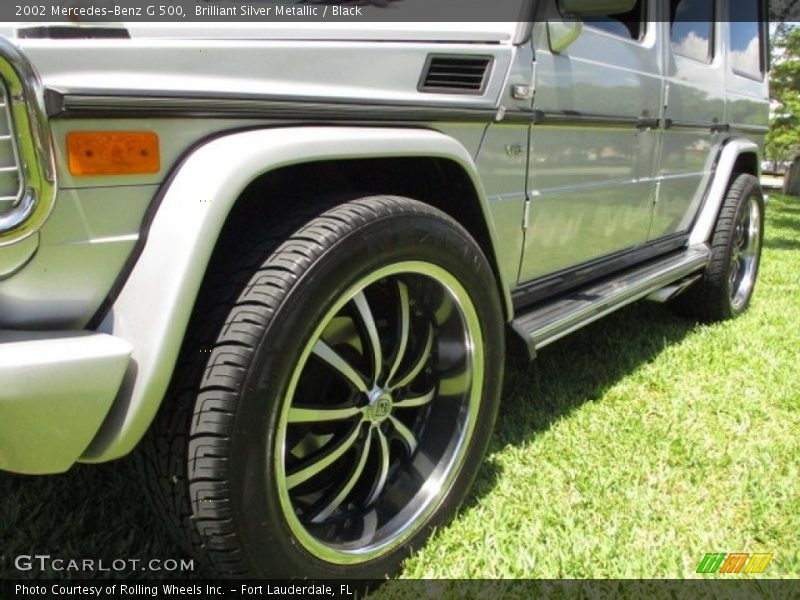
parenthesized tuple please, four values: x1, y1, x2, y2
(139, 195, 505, 579)
(671, 173, 764, 322)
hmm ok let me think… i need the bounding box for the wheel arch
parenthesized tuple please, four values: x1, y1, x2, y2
(226, 155, 509, 316)
(82, 126, 510, 464)
(688, 138, 762, 246)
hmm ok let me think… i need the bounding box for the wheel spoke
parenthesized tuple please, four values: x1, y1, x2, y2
(286, 423, 363, 490)
(389, 416, 418, 455)
(385, 281, 411, 386)
(366, 428, 390, 506)
(311, 428, 373, 523)
(393, 387, 436, 409)
(735, 211, 747, 248)
(360, 509, 378, 540)
(352, 291, 383, 386)
(389, 323, 433, 390)
(288, 405, 363, 424)
(312, 340, 369, 394)
(745, 215, 759, 254)
(730, 259, 740, 286)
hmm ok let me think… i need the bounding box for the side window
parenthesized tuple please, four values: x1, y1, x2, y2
(670, 0, 715, 63)
(584, 1, 645, 41)
(729, 1, 764, 78)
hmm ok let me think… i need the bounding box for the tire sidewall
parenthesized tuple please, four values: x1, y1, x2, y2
(227, 205, 504, 578)
(716, 174, 765, 318)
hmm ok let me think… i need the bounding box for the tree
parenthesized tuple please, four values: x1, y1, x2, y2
(766, 24, 800, 195)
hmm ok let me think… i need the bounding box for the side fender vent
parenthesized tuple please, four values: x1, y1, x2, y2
(419, 55, 493, 95)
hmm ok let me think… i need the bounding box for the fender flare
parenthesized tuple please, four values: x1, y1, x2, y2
(84, 126, 510, 462)
(688, 138, 761, 246)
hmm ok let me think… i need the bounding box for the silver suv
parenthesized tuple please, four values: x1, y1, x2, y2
(0, 0, 769, 579)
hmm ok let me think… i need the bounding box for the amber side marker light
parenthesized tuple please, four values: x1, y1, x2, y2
(67, 131, 160, 176)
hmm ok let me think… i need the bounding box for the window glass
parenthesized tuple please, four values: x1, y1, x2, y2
(584, 1, 645, 41)
(729, 1, 763, 77)
(670, 0, 715, 63)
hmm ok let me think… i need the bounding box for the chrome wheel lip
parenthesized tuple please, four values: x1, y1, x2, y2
(274, 260, 484, 565)
(729, 195, 762, 311)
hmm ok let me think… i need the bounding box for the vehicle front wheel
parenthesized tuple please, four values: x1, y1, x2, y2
(141, 195, 505, 579)
(671, 173, 764, 322)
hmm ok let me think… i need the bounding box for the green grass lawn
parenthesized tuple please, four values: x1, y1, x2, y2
(1, 194, 798, 582)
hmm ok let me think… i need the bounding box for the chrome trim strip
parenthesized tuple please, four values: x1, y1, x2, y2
(512, 232, 690, 310)
(532, 110, 642, 127)
(729, 124, 769, 135)
(512, 245, 711, 357)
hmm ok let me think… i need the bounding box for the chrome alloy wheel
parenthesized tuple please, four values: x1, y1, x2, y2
(729, 195, 762, 310)
(275, 261, 483, 564)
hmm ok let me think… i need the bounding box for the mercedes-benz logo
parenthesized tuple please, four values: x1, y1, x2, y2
(374, 397, 392, 418)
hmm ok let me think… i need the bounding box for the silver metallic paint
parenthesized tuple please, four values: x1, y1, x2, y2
(522, 18, 662, 281)
(0, 329, 131, 474)
(0, 185, 155, 328)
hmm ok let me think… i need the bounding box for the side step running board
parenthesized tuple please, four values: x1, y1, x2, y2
(512, 245, 710, 359)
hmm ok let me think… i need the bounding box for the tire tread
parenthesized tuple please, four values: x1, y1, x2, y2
(139, 195, 473, 576)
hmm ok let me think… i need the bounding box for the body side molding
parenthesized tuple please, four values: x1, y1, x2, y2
(84, 126, 509, 463)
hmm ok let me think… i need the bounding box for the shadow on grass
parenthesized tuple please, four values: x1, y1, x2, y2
(763, 236, 800, 251)
(768, 216, 800, 232)
(0, 458, 211, 580)
(0, 303, 697, 581)
(0, 302, 698, 581)
(462, 301, 697, 510)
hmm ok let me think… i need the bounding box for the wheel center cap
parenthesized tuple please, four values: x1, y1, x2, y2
(365, 388, 393, 423)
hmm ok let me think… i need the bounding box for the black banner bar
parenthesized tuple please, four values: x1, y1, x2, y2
(2, 579, 799, 600)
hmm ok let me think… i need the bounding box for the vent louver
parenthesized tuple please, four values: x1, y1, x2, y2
(419, 55, 493, 94)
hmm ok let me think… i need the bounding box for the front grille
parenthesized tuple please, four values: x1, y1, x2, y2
(0, 37, 53, 241)
(0, 79, 22, 219)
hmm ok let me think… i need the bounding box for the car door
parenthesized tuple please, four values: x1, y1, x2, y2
(649, 0, 725, 241)
(519, 0, 661, 283)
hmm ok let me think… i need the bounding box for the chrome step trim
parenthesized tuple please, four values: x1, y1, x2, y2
(512, 245, 711, 359)
(646, 273, 703, 303)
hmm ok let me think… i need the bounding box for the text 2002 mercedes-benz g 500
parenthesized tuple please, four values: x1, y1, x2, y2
(0, 0, 768, 579)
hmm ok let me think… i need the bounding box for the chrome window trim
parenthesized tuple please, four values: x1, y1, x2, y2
(0, 36, 55, 246)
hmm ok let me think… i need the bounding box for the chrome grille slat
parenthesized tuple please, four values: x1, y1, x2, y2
(0, 36, 55, 239)
(0, 79, 22, 216)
